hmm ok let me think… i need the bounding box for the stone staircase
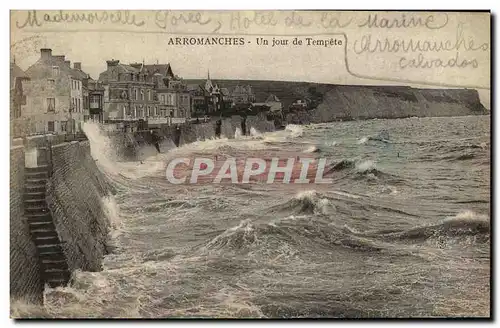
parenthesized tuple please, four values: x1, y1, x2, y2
(24, 165, 71, 288)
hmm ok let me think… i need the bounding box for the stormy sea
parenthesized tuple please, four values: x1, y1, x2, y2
(12, 115, 490, 318)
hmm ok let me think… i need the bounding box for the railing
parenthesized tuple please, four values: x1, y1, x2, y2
(46, 135, 54, 177)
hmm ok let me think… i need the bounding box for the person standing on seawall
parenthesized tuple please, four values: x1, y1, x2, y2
(215, 119, 222, 138)
(150, 130, 161, 153)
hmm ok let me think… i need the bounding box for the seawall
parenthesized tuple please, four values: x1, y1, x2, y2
(108, 112, 276, 159)
(46, 141, 111, 272)
(10, 137, 112, 304)
(10, 142, 44, 304)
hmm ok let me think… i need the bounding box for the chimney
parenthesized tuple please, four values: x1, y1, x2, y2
(74, 62, 81, 70)
(40, 48, 52, 61)
(106, 59, 120, 68)
(64, 60, 71, 67)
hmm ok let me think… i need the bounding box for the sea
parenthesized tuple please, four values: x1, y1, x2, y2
(12, 115, 491, 318)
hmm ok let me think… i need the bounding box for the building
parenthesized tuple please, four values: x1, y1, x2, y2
(220, 88, 234, 110)
(98, 60, 159, 122)
(252, 94, 283, 113)
(21, 48, 89, 134)
(145, 63, 191, 121)
(188, 71, 233, 116)
(10, 61, 30, 137)
(204, 72, 223, 113)
(87, 79, 105, 122)
(187, 84, 207, 117)
(289, 98, 309, 111)
(264, 94, 283, 112)
(231, 85, 256, 104)
(11, 61, 29, 119)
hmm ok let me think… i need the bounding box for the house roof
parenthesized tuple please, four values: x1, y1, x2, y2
(98, 62, 143, 83)
(143, 64, 174, 77)
(232, 85, 253, 94)
(26, 55, 90, 81)
(266, 94, 281, 103)
(10, 62, 28, 89)
(187, 84, 203, 91)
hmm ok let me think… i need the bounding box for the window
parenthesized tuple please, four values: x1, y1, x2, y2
(48, 121, 54, 132)
(141, 89, 144, 101)
(134, 89, 138, 100)
(154, 106, 157, 116)
(133, 106, 137, 118)
(147, 106, 150, 117)
(78, 81, 80, 90)
(161, 95, 165, 104)
(52, 66, 59, 77)
(77, 98, 80, 112)
(148, 90, 151, 101)
(47, 98, 55, 112)
(61, 121, 67, 132)
(90, 95, 100, 109)
(47, 79, 55, 86)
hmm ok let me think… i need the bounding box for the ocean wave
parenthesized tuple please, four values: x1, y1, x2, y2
(366, 211, 490, 245)
(201, 213, 385, 256)
(324, 140, 338, 147)
(357, 137, 369, 145)
(303, 145, 321, 153)
(271, 190, 336, 215)
(285, 124, 304, 138)
(82, 121, 167, 180)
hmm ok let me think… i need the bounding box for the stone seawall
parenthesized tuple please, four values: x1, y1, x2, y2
(10, 138, 112, 303)
(112, 113, 277, 159)
(10, 143, 44, 304)
(47, 141, 111, 272)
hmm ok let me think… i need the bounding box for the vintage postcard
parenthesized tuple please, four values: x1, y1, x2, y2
(9, 10, 490, 319)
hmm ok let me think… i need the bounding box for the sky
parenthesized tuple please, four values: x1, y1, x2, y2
(10, 10, 491, 108)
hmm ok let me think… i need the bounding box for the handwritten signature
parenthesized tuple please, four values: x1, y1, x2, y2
(15, 10, 145, 29)
(353, 23, 489, 55)
(358, 13, 449, 29)
(155, 11, 222, 33)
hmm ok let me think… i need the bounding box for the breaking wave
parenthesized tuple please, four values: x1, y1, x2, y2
(285, 124, 304, 138)
(269, 190, 335, 216)
(352, 210, 490, 245)
(304, 145, 321, 153)
(357, 136, 369, 144)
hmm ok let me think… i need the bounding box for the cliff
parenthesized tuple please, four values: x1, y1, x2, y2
(186, 79, 488, 121)
(307, 85, 487, 122)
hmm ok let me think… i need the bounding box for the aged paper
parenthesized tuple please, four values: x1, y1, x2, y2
(10, 10, 490, 319)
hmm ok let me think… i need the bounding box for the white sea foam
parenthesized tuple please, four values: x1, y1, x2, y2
(355, 160, 376, 172)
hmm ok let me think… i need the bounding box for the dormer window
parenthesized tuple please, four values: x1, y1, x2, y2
(52, 66, 59, 77)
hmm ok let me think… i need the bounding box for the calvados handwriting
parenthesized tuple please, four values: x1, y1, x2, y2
(399, 52, 478, 69)
(358, 13, 449, 30)
(15, 10, 145, 29)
